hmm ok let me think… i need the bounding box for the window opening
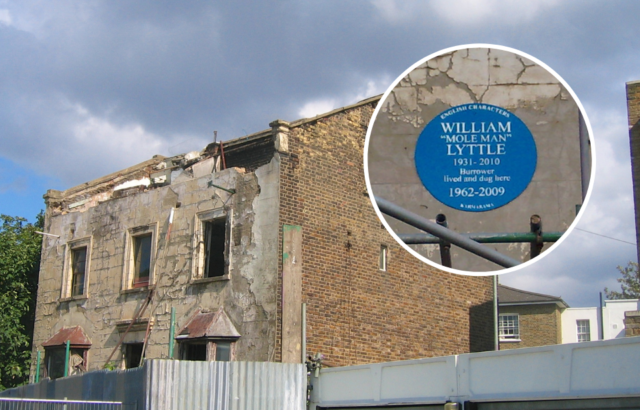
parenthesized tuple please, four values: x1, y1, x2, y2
(124, 343, 145, 369)
(45, 348, 87, 379)
(133, 233, 152, 287)
(183, 343, 207, 361)
(499, 314, 520, 340)
(215, 341, 231, 361)
(577, 319, 591, 342)
(71, 247, 87, 296)
(379, 245, 388, 271)
(204, 219, 226, 277)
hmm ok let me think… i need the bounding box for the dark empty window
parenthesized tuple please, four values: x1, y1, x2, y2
(133, 234, 152, 287)
(183, 343, 207, 361)
(71, 247, 87, 296)
(125, 343, 144, 368)
(203, 219, 226, 277)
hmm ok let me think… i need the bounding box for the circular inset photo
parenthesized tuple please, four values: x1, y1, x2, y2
(364, 44, 595, 275)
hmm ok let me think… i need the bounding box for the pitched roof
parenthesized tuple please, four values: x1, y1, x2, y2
(498, 284, 569, 308)
(177, 308, 241, 340)
(42, 326, 92, 348)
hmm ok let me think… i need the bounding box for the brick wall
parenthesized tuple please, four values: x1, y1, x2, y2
(277, 102, 495, 366)
(499, 304, 562, 350)
(625, 311, 640, 337)
(626, 81, 640, 263)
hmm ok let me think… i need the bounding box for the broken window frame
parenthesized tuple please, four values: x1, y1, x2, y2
(61, 237, 92, 299)
(44, 346, 88, 380)
(179, 339, 236, 362)
(192, 209, 231, 282)
(123, 342, 145, 369)
(123, 223, 158, 291)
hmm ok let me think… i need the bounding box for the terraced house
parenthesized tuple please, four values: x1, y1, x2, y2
(32, 96, 495, 379)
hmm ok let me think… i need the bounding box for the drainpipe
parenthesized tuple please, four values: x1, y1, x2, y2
(35, 350, 41, 383)
(63, 340, 70, 377)
(494, 276, 499, 351)
(302, 303, 307, 364)
(168, 307, 176, 358)
(599, 292, 605, 340)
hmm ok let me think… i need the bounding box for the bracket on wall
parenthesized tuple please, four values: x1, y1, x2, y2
(207, 181, 236, 195)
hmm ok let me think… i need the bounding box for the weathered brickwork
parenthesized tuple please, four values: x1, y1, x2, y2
(624, 311, 640, 337)
(626, 81, 640, 263)
(499, 304, 562, 350)
(277, 102, 494, 366)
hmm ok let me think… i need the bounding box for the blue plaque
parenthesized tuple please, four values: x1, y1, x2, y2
(415, 103, 537, 212)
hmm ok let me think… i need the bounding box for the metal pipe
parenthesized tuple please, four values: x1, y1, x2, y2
(35, 350, 40, 383)
(302, 303, 307, 364)
(599, 292, 605, 340)
(375, 196, 520, 268)
(399, 231, 563, 244)
(530, 214, 543, 260)
(436, 214, 452, 268)
(168, 307, 176, 359)
(579, 111, 591, 202)
(63, 340, 70, 377)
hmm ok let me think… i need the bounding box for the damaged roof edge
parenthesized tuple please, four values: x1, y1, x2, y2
(45, 94, 382, 203)
(45, 156, 166, 200)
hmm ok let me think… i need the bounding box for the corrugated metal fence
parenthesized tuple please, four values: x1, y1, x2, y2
(0, 361, 306, 410)
(0, 398, 122, 410)
(146, 360, 306, 410)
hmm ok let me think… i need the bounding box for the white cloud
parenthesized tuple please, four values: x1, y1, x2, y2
(0, 9, 13, 26)
(372, 0, 560, 26)
(297, 76, 391, 119)
(298, 99, 337, 119)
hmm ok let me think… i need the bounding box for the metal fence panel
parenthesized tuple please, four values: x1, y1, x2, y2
(145, 360, 305, 410)
(1, 360, 305, 410)
(0, 397, 122, 410)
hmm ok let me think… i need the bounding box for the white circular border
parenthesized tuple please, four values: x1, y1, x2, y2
(363, 43, 597, 277)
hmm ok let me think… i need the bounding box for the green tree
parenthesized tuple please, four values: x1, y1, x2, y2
(0, 213, 43, 390)
(605, 261, 640, 300)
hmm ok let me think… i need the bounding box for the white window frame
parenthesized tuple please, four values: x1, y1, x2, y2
(577, 319, 591, 342)
(122, 223, 158, 291)
(379, 245, 388, 271)
(192, 208, 231, 282)
(499, 313, 520, 341)
(61, 237, 92, 300)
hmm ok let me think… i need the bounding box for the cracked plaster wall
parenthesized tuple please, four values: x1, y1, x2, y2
(368, 48, 587, 271)
(32, 157, 280, 374)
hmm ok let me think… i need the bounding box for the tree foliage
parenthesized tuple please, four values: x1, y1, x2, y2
(0, 214, 43, 390)
(605, 261, 640, 300)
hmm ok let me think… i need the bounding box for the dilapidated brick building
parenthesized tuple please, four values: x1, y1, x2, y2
(32, 96, 495, 378)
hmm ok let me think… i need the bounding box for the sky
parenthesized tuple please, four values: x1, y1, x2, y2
(0, 0, 638, 308)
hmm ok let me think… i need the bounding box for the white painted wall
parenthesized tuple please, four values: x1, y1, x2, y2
(560, 299, 640, 343)
(561, 307, 600, 343)
(603, 299, 640, 339)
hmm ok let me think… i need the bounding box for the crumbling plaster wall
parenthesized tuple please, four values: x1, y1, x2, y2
(368, 48, 585, 271)
(32, 156, 280, 373)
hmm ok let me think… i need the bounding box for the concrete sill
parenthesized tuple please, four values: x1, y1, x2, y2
(59, 295, 89, 303)
(191, 275, 230, 285)
(499, 339, 521, 343)
(120, 286, 153, 295)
